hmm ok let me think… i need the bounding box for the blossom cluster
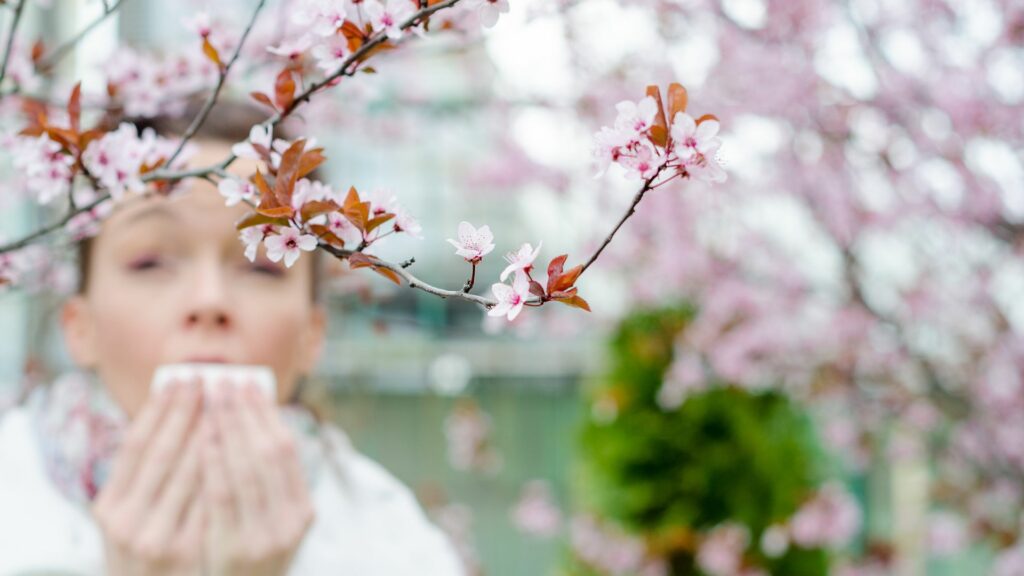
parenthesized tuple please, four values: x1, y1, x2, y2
(594, 84, 726, 184)
(269, 0, 510, 77)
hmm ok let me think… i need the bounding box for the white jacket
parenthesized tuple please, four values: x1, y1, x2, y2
(0, 405, 465, 576)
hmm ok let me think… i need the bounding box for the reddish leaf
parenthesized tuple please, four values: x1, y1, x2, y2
(348, 252, 403, 285)
(202, 37, 223, 70)
(340, 19, 371, 53)
(251, 170, 273, 197)
(546, 254, 568, 293)
(67, 82, 81, 134)
(556, 294, 591, 312)
(364, 213, 395, 235)
(253, 170, 295, 218)
(250, 91, 276, 111)
(255, 204, 295, 218)
(646, 85, 669, 148)
(299, 200, 340, 222)
(696, 113, 719, 125)
(296, 148, 326, 179)
(342, 186, 370, 232)
(528, 280, 546, 298)
(78, 129, 104, 151)
(372, 266, 403, 285)
(30, 39, 44, 63)
(309, 224, 347, 247)
(236, 212, 289, 231)
(274, 139, 306, 206)
(274, 68, 296, 111)
(551, 264, 583, 294)
(347, 251, 374, 268)
(43, 126, 76, 149)
(667, 83, 688, 125)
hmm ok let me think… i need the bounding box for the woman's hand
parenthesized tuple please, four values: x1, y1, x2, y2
(92, 379, 206, 576)
(202, 382, 315, 576)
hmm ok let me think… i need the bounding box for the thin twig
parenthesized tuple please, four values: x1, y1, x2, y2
(0, 0, 27, 87)
(579, 171, 663, 276)
(163, 0, 267, 168)
(319, 244, 499, 307)
(35, 0, 125, 73)
(147, 0, 465, 183)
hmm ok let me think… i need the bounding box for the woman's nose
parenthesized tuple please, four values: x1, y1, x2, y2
(184, 260, 233, 330)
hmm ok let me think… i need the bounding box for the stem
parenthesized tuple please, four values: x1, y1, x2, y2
(0, 0, 26, 88)
(463, 261, 477, 293)
(319, 244, 501, 307)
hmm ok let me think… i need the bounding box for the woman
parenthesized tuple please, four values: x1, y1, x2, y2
(0, 119, 465, 575)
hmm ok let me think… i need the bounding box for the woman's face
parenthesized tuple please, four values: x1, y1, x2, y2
(61, 142, 326, 418)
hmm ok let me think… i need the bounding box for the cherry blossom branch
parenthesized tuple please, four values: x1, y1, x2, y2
(318, 244, 501, 307)
(0, 193, 107, 255)
(162, 0, 267, 168)
(0, 0, 26, 87)
(579, 171, 661, 276)
(0, 0, 470, 256)
(145, 0, 465, 183)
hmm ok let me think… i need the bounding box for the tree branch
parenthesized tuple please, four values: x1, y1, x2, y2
(163, 0, 267, 168)
(146, 0, 465, 183)
(579, 170, 663, 276)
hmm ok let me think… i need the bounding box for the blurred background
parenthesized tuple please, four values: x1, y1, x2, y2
(1, 0, 1023, 574)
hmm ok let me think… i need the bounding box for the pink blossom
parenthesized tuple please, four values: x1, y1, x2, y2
(326, 212, 363, 247)
(291, 0, 348, 37)
(239, 224, 276, 262)
(447, 221, 495, 263)
(291, 178, 336, 213)
(104, 47, 216, 118)
(671, 113, 726, 184)
(311, 34, 351, 74)
(620, 141, 666, 180)
(697, 523, 749, 576)
(511, 480, 563, 538)
(467, 0, 510, 28)
(994, 547, 1024, 576)
(499, 241, 542, 282)
(217, 177, 256, 207)
(927, 511, 967, 557)
(186, 11, 212, 38)
(264, 226, 318, 268)
(592, 125, 633, 177)
(656, 349, 706, 410)
(569, 515, 653, 575)
(444, 402, 502, 474)
(10, 134, 74, 205)
(231, 124, 273, 161)
(789, 483, 861, 549)
(670, 112, 722, 161)
(267, 34, 315, 59)
(615, 96, 659, 138)
(364, 0, 415, 41)
(387, 195, 423, 238)
(82, 123, 172, 200)
(489, 271, 530, 321)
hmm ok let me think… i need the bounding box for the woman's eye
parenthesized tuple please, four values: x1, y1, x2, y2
(250, 262, 285, 277)
(127, 256, 163, 271)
